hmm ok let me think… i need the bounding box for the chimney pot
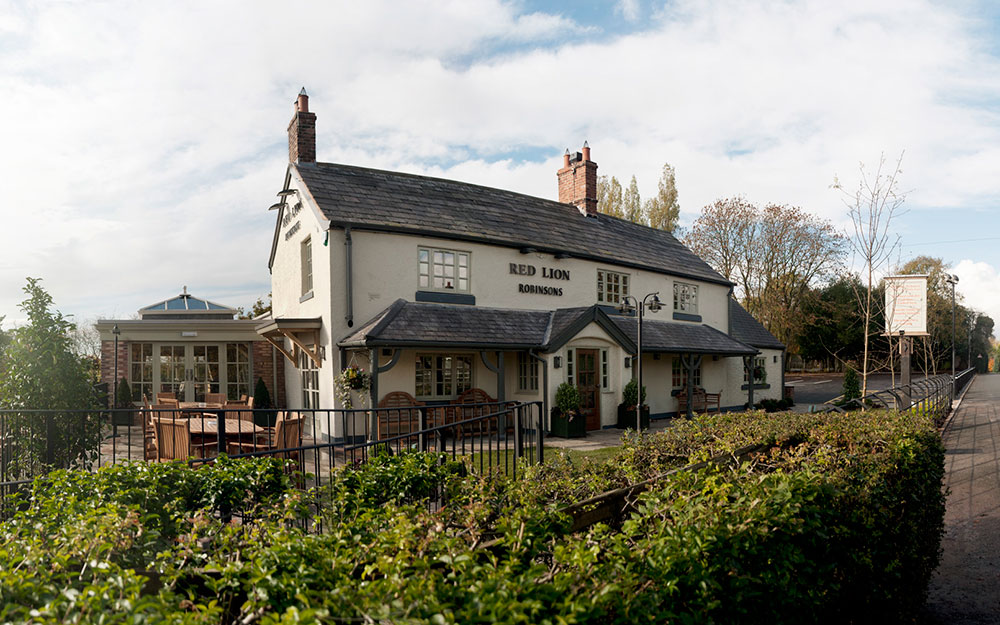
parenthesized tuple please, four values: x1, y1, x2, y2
(582, 141, 591, 162)
(563, 149, 570, 168)
(296, 88, 309, 113)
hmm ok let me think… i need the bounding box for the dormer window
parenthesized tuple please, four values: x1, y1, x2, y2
(418, 247, 470, 292)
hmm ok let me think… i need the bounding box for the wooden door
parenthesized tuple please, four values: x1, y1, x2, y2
(576, 349, 601, 431)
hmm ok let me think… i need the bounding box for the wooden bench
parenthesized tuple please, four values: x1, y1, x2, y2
(676, 387, 722, 414)
(377, 391, 426, 439)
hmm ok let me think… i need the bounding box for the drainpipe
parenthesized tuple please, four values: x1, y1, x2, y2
(344, 228, 354, 328)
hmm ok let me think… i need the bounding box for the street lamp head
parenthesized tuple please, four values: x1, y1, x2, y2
(617, 299, 635, 315)
(648, 293, 662, 313)
(112, 324, 120, 336)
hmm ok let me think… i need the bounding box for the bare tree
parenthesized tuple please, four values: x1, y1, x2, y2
(684, 197, 758, 285)
(833, 152, 906, 396)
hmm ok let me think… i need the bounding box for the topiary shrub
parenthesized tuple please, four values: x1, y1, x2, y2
(622, 377, 647, 408)
(252, 377, 276, 427)
(843, 364, 861, 401)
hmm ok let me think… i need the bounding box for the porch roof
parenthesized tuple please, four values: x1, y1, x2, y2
(610, 316, 759, 356)
(338, 299, 758, 357)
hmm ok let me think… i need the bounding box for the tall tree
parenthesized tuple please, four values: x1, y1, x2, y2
(623, 175, 644, 224)
(686, 198, 845, 348)
(237, 293, 273, 320)
(834, 152, 906, 396)
(644, 163, 681, 232)
(596, 175, 624, 219)
(796, 274, 868, 368)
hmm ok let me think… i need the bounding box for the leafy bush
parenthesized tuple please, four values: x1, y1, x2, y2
(115, 377, 132, 409)
(554, 381, 580, 415)
(622, 377, 646, 407)
(755, 397, 793, 412)
(843, 364, 861, 400)
(0, 411, 945, 624)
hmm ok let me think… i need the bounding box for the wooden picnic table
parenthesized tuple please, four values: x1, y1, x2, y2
(185, 415, 265, 437)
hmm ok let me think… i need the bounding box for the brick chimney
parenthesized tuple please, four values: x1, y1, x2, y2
(557, 141, 598, 215)
(288, 87, 316, 164)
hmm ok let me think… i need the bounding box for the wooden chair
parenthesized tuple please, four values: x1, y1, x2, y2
(151, 416, 213, 461)
(376, 391, 424, 439)
(205, 393, 226, 405)
(227, 411, 302, 461)
(225, 400, 254, 422)
(159, 397, 180, 409)
(155, 391, 176, 403)
(141, 395, 157, 460)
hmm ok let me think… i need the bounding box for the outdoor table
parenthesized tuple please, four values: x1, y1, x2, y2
(186, 415, 265, 438)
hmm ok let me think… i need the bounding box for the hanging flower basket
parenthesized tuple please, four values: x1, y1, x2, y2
(334, 366, 371, 409)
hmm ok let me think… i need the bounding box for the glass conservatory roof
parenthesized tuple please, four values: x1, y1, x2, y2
(139, 287, 236, 318)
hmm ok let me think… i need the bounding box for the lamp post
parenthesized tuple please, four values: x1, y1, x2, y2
(618, 292, 662, 430)
(945, 274, 959, 397)
(112, 324, 120, 410)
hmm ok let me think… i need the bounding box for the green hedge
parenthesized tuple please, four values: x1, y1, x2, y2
(0, 411, 945, 624)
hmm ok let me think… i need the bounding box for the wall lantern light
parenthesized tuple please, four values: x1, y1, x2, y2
(553, 356, 562, 369)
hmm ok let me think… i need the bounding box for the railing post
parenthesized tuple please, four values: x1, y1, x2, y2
(536, 402, 544, 464)
(418, 407, 427, 452)
(513, 405, 523, 461)
(217, 409, 227, 457)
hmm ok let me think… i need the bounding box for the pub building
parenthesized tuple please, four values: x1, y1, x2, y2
(262, 89, 784, 438)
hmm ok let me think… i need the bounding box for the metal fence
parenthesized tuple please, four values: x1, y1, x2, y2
(0, 401, 544, 519)
(821, 368, 976, 419)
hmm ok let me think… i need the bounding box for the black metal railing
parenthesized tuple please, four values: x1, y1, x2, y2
(0, 401, 544, 520)
(821, 369, 976, 420)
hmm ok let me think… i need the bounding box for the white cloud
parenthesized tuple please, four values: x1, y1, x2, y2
(617, 0, 640, 22)
(953, 259, 1000, 325)
(1, 0, 1000, 326)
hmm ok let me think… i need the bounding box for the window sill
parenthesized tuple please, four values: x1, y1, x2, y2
(740, 383, 771, 390)
(299, 290, 314, 303)
(415, 291, 475, 305)
(672, 311, 702, 322)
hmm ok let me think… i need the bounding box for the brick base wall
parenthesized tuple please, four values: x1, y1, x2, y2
(100, 339, 129, 404)
(252, 341, 286, 407)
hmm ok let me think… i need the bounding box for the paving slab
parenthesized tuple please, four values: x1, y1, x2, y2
(923, 374, 1000, 623)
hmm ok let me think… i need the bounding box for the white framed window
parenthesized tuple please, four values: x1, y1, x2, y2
(418, 247, 470, 292)
(566, 348, 574, 384)
(600, 349, 609, 390)
(415, 353, 473, 399)
(226, 343, 251, 400)
(129, 343, 153, 402)
(301, 237, 313, 296)
(744, 356, 767, 384)
(672, 357, 701, 388)
(517, 352, 539, 392)
(673, 282, 698, 313)
(597, 269, 629, 305)
(300, 350, 319, 409)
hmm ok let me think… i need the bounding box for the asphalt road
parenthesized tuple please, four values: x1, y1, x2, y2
(784, 372, 898, 409)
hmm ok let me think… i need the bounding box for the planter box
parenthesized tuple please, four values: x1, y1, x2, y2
(550, 408, 586, 438)
(617, 404, 650, 430)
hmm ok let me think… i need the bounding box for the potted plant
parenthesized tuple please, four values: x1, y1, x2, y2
(617, 378, 650, 430)
(551, 382, 585, 438)
(114, 377, 135, 426)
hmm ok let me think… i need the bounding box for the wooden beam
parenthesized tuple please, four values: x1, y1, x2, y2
(279, 329, 321, 368)
(263, 335, 296, 367)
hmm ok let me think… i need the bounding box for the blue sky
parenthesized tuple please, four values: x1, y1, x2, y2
(1, 0, 999, 328)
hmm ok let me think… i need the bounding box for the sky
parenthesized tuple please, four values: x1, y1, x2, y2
(1, 0, 999, 331)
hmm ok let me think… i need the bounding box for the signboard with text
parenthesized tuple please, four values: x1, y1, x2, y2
(884, 274, 929, 336)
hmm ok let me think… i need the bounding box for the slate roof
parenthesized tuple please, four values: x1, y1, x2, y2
(610, 316, 758, 356)
(295, 162, 731, 286)
(339, 300, 758, 356)
(338, 300, 552, 349)
(728, 299, 785, 350)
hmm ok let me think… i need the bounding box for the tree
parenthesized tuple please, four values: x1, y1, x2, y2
(834, 152, 906, 396)
(596, 175, 624, 219)
(623, 175, 644, 224)
(237, 293, 272, 320)
(686, 198, 845, 348)
(0, 278, 101, 475)
(644, 163, 680, 232)
(796, 274, 868, 368)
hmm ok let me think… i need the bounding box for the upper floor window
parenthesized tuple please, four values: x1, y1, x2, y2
(673, 282, 698, 314)
(301, 237, 313, 296)
(597, 269, 629, 304)
(418, 247, 470, 292)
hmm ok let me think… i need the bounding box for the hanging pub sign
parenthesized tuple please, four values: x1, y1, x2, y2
(884, 274, 929, 336)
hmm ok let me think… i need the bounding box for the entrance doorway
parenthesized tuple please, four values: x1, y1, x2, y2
(576, 348, 601, 431)
(157, 344, 222, 402)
